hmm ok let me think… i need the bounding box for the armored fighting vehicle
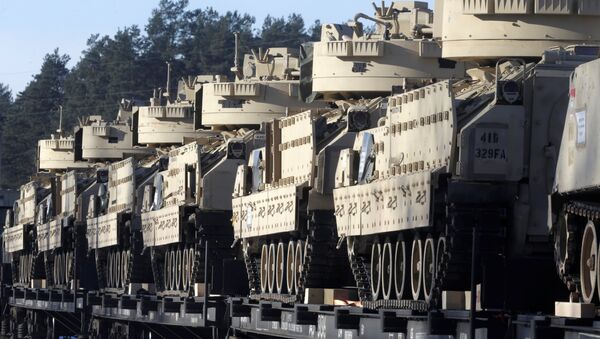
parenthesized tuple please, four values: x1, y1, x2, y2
(0, 188, 17, 282)
(139, 134, 261, 297)
(36, 169, 104, 291)
(231, 1, 466, 301)
(554, 57, 600, 305)
(86, 156, 165, 293)
(333, 0, 600, 309)
(4, 178, 54, 288)
(138, 46, 324, 297)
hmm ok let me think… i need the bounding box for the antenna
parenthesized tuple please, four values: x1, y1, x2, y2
(57, 105, 63, 135)
(234, 32, 240, 70)
(231, 32, 243, 79)
(165, 61, 172, 100)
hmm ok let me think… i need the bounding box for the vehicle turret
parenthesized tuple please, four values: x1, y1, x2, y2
(304, 1, 465, 101)
(37, 134, 92, 172)
(37, 106, 92, 172)
(137, 75, 222, 145)
(35, 168, 104, 290)
(78, 100, 154, 161)
(201, 46, 325, 127)
(436, 0, 600, 60)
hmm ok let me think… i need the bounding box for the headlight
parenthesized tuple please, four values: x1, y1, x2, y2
(501, 80, 521, 104)
(228, 141, 246, 160)
(348, 108, 370, 132)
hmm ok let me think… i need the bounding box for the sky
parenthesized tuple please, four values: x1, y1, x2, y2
(0, 0, 433, 95)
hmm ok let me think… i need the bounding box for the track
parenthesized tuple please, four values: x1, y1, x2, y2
(244, 211, 349, 303)
(147, 210, 239, 297)
(555, 200, 600, 301)
(95, 227, 153, 293)
(348, 201, 507, 311)
(11, 226, 45, 288)
(434, 205, 506, 307)
(150, 241, 208, 297)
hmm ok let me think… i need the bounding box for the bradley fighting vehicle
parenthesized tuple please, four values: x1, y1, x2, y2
(333, 0, 600, 310)
(231, 1, 465, 301)
(92, 46, 324, 297)
(3, 177, 60, 336)
(553, 57, 600, 306)
(0, 188, 17, 279)
(4, 179, 53, 289)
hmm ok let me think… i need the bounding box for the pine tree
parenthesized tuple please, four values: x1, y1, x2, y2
(309, 20, 322, 41)
(0, 84, 12, 120)
(143, 0, 189, 92)
(0, 84, 12, 188)
(180, 8, 255, 78)
(0, 50, 69, 187)
(259, 14, 312, 50)
(64, 27, 148, 122)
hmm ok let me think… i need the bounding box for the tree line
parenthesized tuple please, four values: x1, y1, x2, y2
(0, 0, 321, 188)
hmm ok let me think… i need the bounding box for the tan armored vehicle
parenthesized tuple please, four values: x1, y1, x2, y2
(333, 0, 600, 309)
(36, 169, 105, 290)
(231, 1, 466, 301)
(86, 156, 164, 293)
(553, 57, 600, 305)
(4, 178, 54, 288)
(139, 132, 263, 296)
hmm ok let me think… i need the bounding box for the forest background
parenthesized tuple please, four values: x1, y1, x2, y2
(0, 0, 322, 187)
